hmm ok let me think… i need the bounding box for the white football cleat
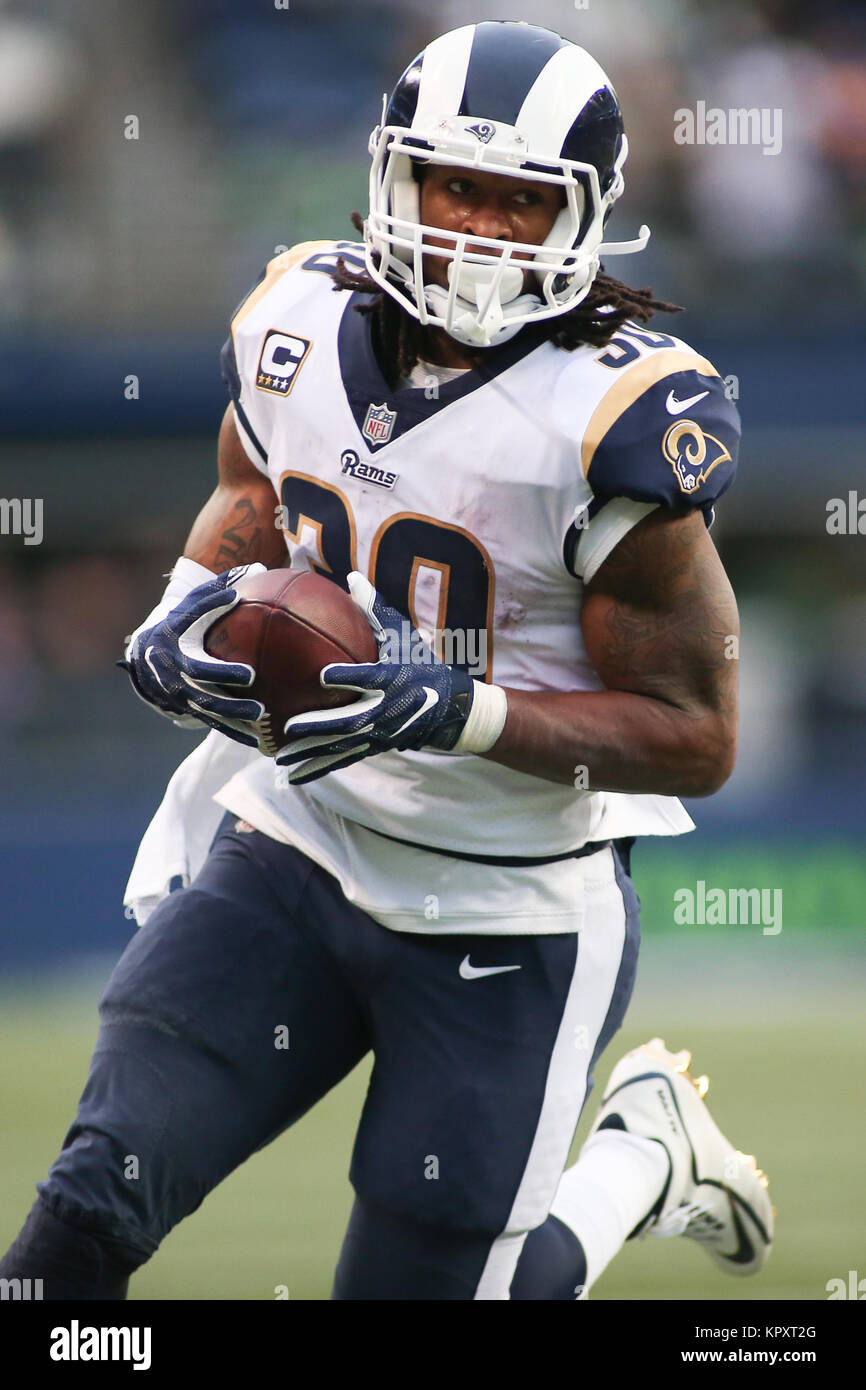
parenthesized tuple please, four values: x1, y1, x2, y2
(589, 1037, 774, 1275)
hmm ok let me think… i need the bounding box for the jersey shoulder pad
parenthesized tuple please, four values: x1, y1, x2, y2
(583, 346, 740, 516)
(227, 239, 365, 333)
(219, 240, 367, 470)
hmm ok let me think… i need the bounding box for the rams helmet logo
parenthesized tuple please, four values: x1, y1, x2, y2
(466, 121, 496, 144)
(662, 419, 731, 495)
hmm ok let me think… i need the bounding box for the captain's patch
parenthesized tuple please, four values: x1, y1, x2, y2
(256, 329, 312, 396)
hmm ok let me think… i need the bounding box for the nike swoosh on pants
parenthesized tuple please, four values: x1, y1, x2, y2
(459, 955, 522, 980)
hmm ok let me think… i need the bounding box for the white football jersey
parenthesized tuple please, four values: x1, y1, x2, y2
(204, 239, 740, 933)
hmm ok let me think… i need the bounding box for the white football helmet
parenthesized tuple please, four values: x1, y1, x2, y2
(364, 20, 650, 349)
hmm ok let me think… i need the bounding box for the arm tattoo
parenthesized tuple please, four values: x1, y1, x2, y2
(582, 511, 739, 719)
(213, 496, 264, 568)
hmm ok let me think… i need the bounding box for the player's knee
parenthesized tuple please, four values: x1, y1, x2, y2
(41, 1016, 245, 1253)
(39, 1028, 176, 1253)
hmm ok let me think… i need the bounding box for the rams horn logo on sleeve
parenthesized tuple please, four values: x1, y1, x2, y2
(256, 329, 312, 396)
(662, 419, 732, 495)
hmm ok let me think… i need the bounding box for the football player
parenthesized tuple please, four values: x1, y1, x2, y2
(1, 21, 772, 1299)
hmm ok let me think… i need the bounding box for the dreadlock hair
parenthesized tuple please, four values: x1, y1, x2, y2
(332, 210, 682, 390)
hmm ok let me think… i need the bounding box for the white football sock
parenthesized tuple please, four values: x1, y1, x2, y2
(550, 1130, 670, 1292)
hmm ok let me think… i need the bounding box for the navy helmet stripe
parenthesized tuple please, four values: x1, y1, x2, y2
(385, 53, 423, 128)
(458, 21, 570, 126)
(560, 88, 623, 181)
(514, 42, 618, 161)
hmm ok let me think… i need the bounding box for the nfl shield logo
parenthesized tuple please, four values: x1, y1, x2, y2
(362, 402, 396, 447)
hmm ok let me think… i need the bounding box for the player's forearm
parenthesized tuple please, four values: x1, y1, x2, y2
(482, 686, 736, 797)
(182, 406, 286, 574)
(182, 481, 285, 573)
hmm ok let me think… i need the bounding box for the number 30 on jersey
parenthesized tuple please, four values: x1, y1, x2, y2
(276, 471, 494, 678)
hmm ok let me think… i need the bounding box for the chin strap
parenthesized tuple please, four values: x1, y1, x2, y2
(423, 260, 541, 348)
(422, 281, 537, 347)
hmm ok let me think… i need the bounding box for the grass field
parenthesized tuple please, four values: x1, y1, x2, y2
(1, 930, 863, 1301)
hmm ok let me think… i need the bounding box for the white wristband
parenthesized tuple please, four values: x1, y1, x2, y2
(124, 556, 216, 654)
(452, 681, 508, 754)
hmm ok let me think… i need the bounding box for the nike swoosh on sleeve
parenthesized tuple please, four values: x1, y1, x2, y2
(665, 389, 710, 415)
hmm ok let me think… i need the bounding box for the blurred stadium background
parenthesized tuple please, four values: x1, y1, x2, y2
(0, 0, 864, 1300)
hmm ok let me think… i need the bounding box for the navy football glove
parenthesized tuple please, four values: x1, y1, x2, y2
(121, 564, 266, 747)
(275, 572, 475, 784)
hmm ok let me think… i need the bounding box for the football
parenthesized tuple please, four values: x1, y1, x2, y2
(204, 568, 379, 756)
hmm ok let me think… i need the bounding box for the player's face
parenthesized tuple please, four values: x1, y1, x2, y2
(418, 165, 564, 292)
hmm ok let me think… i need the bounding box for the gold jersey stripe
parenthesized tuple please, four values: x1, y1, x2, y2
(231, 240, 335, 334)
(582, 350, 719, 478)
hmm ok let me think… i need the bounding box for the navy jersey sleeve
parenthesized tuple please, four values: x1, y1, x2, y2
(586, 366, 740, 524)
